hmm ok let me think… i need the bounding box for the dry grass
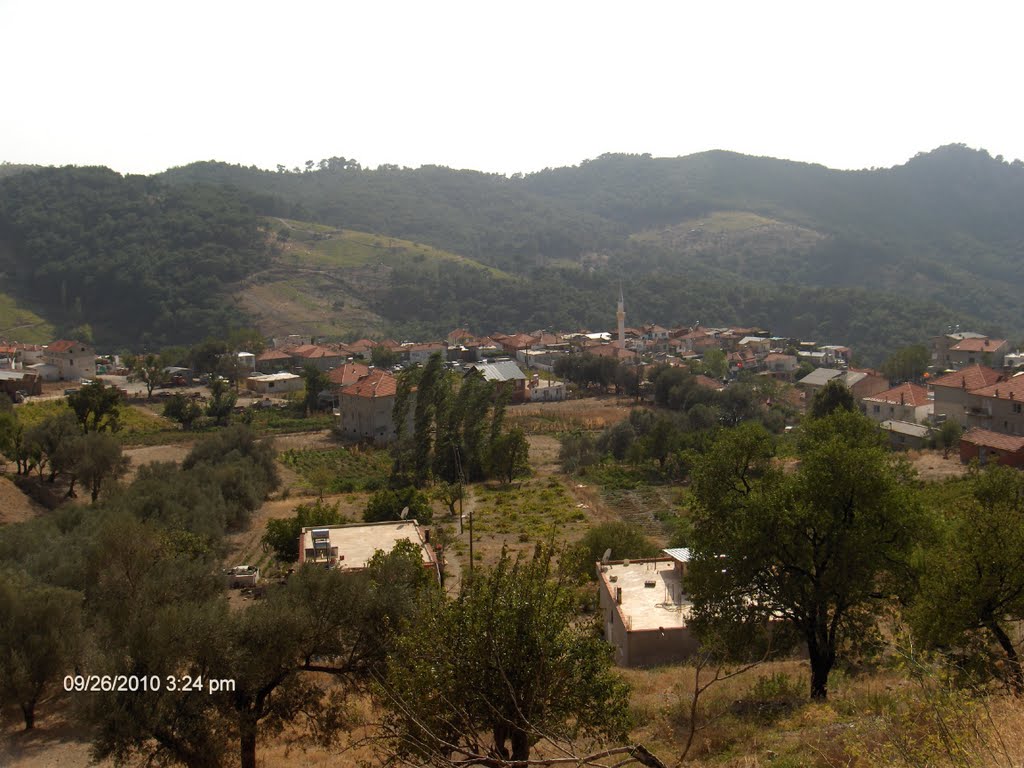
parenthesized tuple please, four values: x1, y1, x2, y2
(507, 397, 634, 435)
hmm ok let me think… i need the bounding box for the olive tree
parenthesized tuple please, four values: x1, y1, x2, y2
(688, 413, 925, 699)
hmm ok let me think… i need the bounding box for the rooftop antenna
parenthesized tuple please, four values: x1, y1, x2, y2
(400, 506, 410, 520)
(602, 548, 612, 564)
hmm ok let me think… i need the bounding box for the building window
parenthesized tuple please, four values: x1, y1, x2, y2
(873, 405, 880, 414)
(1014, 403, 1022, 414)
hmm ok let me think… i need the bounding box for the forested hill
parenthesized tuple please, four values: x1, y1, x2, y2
(158, 146, 1020, 354)
(0, 146, 1019, 359)
(0, 167, 269, 348)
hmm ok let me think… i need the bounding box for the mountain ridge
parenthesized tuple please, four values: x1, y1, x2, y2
(0, 145, 1014, 361)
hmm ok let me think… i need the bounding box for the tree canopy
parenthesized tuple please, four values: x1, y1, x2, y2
(379, 545, 630, 763)
(688, 413, 926, 699)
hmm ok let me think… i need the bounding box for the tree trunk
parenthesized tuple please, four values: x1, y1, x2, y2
(510, 726, 530, 762)
(986, 619, 1024, 693)
(21, 701, 35, 730)
(239, 716, 258, 768)
(807, 632, 834, 700)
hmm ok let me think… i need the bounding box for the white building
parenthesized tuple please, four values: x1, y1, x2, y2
(245, 372, 303, 395)
(43, 340, 96, 381)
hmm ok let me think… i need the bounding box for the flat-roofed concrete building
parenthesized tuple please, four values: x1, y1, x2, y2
(597, 550, 698, 667)
(298, 520, 439, 581)
(246, 372, 303, 395)
(880, 419, 932, 450)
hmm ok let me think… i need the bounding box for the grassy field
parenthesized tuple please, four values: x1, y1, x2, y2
(620, 655, 1024, 768)
(275, 219, 511, 278)
(14, 400, 177, 443)
(279, 445, 391, 493)
(0, 292, 55, 343)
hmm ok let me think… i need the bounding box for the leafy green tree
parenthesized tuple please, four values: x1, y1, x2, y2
(128, 353, 167, 398)
(699, 348, 728, 379)
(67, 380, 122, 433)
(364, 486, 432, 524)
(563, 522, 660, 580)
(184, 426, 278, 491)
(431, 479, 463, 517)
(937, 419, 963, 458)
(456, 369, 496, 481)
(189, 339, 229, 378)
(205, 377, 237, 427)
(89, 540, 431, 768)
(300, 364, 330, 416)
(910, 465, 1024, 691)
(75, 431, 130, 502)
(688, 413, 925, 700)
(370, 344, 398, 368)
(597, 421, 636, 461)
(262, 499, 349, 561)
(489, 426, 531, 485)
(808, 379, 855, 418)
(380, 545, 630, 763)
(389, 366, 419, 484)
(717, 384, 760, 427)
(163, 393, 203, 429)
(558, 430, 599, 474)
(412, 354, 444, 486)
(632, 416, 680, 470)
(0, 570, 82, 729)
(882, 344, 931, 382)
(650, 366, 715, 412)
(23, 409, 80, 481)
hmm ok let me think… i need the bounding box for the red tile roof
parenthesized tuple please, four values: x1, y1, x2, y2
(406, 342, 445, 352)
(339, 369, 397, 398)
(970, 375, 1024, 401)
(931, 364, 1003, 392)
(863, 382, 931, 407)
(346, 339, 378, 354)
(589, 343, 637, 360)
(291, 345, 343, 359)
(961, 428, 1024, 453)
(328, 362, 370, 387)
(693, 374, 723, 390)
(47, 339, 85, 353)
(256, 349, 293, 361)
(950, 338, 1007, 352)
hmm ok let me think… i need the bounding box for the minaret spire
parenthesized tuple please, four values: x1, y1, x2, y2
(616, 285, 626, 350)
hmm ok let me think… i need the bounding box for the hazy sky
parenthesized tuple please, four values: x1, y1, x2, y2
(3, 0, 1022, 176)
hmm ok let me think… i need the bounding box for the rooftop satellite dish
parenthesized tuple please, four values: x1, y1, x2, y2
(601, 548, 612, 564)
(400, 506, 410, 520)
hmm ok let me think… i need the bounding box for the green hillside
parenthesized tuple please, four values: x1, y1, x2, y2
(0, 147, 1015, 360)
(0, 166, 269, 348)
(0, 292, 55, 343)
(235, 219, 514, 340)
